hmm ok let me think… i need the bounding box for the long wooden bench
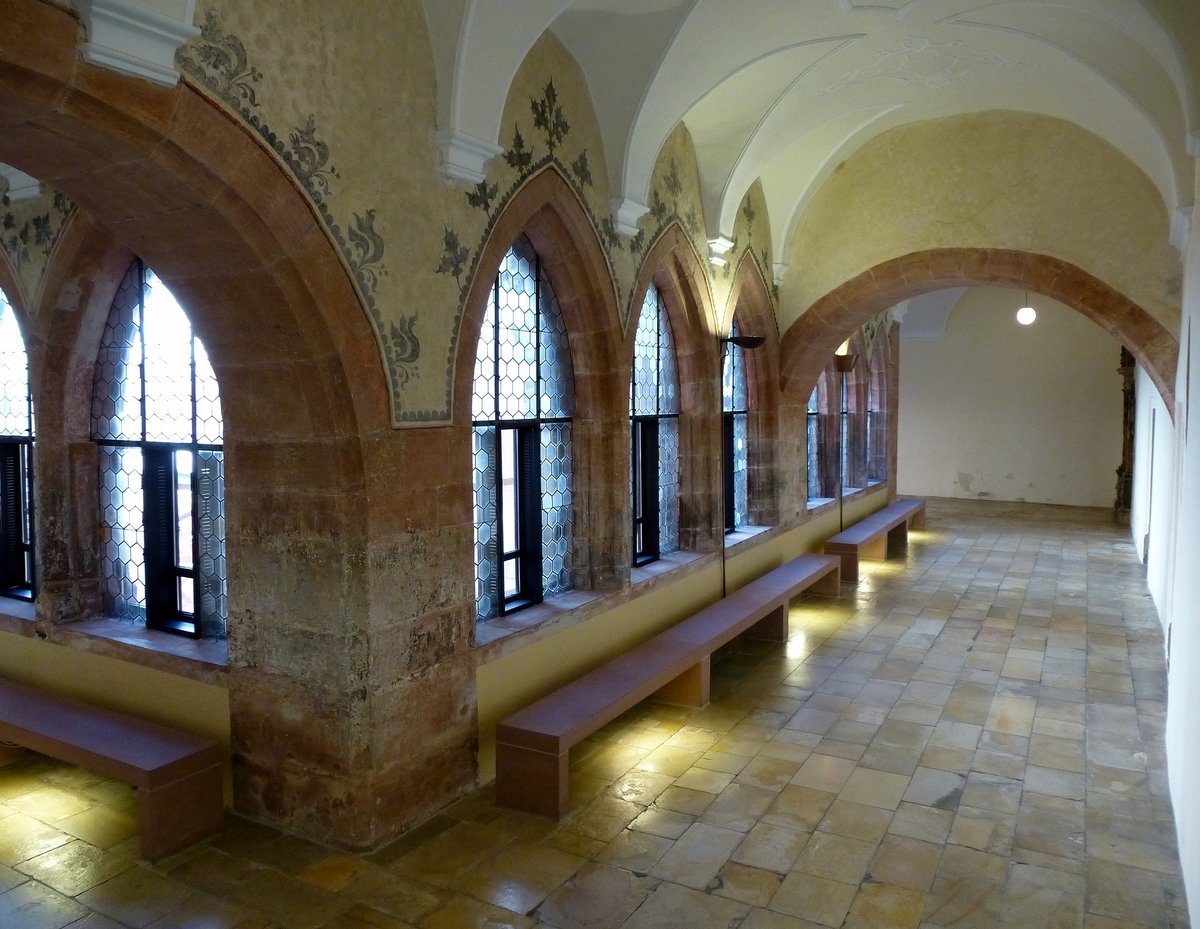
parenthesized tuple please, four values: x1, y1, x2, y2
(495, 552, 840, 818)
(0, 677, 224, 860)
(823, 497, 926, 583)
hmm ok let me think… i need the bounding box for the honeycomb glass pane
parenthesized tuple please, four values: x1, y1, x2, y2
(143, 271, 197, 443)
(807, 412, 821, 499)
(196, 450, 227, 638)
(540, 423, 573, 597)
(539, 262, 574, 420)
(472, 291, 496, 421)
(658, 302, 679, 414)
(631, 288, 659, 417)
(0, 291, 31, 438)
(194, 339, 224, 444)
(732, 412, 748, 528)
(658, 417, 680, 554)
(472, 426, 499, 620)
(722, 323, 748, 413)
(97, 444, 146, 622)
(92, 261, 143, 441)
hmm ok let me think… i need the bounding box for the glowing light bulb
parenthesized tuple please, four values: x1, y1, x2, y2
(1016, 305, 1037, 325)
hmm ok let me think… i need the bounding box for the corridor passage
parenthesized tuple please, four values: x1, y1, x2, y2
(0, 498, 1188, 928)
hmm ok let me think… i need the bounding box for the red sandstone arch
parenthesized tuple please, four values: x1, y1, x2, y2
(0, 0, 389, 443)
(725, 252, 783, 524)
(0, 0, 395, 845)
(629, 223, 720, 551)
(454, 166, 622, 425)
(629, 223, 715, 402)
(453, 165, 626, 590)
(780, 249, 1179, 419)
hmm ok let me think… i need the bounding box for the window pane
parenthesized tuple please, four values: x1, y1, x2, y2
(658, 304, 679, 414)
(472, 292, 496, 421)
(92, 262, 143, 442)
(174, 449, 194, 571)
(659, 417, 680, 554)
(471, 426, 499, 620)
(631, 289, 659, 417)
(194, 339, 223, 444)
(98, 445, 145, 621)
(807, 412, 821, 500)
(0, 293, 31, 437)
(732, 412, 748, 527)
(143, 272, 197, 443)
(196, 449, 227, 637)
(497, 242, 538, 420)
(539, 261, 574, 419)
(541, 422, 572, 597)
(500, 427, 519, 555)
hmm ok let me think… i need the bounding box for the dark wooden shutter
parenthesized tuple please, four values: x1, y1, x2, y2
(0, 442, 24, 588)
(142, 446, 177, 629)
(517, 425, 541, 604)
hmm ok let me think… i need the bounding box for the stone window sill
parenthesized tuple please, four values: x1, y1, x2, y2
(0, 607, 228, 686)
(475, 548, 711, 664)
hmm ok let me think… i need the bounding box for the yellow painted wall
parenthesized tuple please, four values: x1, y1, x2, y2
(781, 111, 1182, 335)
(475, 485, 887, 781)
(0, 631, 232, 797)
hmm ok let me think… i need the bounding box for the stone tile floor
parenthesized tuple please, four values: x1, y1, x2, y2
(0, 498, 1189, 928)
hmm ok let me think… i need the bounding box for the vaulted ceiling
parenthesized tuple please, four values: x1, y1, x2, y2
(425, 0, 1197, 261)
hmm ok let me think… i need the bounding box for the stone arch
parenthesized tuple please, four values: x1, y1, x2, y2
(453, 165, 626, 591)
(630, 222, 719, 552)
(724, 251, 783, 525)
(0, 0, 396, 845)
(780, 248, 1178, 419)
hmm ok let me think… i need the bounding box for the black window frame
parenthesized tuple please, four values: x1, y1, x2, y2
(92, 258, 226, 639)
(471, 237, 575, 621)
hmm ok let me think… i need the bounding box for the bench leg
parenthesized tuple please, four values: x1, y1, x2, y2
(136, 764, 223, 861)
(886, 523, 908, 558)
(835, 551, 860, 583)
(496, 742, 568, 818)
(653, 657, 710, 707)
(910, 509, 926, 530)
(809, 565, 841, 598)
(745, 605, 788, 643)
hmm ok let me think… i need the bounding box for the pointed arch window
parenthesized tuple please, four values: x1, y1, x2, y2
(92, 259, 226, 638)
(472, 235, 574, 621)
(867, 359, 888, 483)
(630, 285, 680, 565)
(806, 382, 822, 504)
(0, 289, 34, 600)
(722, 322, 751, 530)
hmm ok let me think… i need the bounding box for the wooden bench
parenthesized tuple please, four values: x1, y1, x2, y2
(823, 497, 926, 583)
(0, 677, 224, 860)
(495, 553, 840, 818)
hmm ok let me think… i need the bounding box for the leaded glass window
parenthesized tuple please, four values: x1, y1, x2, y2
(630, 285, 680, 564)
(0, 289, 34, 599)
(867, 363, 888, 483)
(472, 236, 574, 621)
(807, 384, 822, 503)
(92, 259, 226, 638)
(722, 323, 750, 530)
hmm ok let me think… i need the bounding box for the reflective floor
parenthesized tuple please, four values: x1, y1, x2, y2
(0, 498, 1189, 928)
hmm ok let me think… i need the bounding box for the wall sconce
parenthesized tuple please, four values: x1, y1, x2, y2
(835, 339, 858, 373)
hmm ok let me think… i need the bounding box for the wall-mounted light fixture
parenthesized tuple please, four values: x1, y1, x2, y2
(717, 332, 764, 596)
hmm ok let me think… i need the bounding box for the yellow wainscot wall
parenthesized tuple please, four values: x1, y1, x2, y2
(0, 630, 232, 799)
(475, 484, 890, 782)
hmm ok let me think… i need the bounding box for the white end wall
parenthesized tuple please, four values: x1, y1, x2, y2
(898, 286, 1123, 507)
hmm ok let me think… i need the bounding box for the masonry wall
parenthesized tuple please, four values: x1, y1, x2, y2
(897, 287, 1123, 508)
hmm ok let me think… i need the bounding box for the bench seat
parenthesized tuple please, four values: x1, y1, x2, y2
(496, 552, 840, 818)
(0, 677, 224, 860)
(824, 497, 926, 582)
